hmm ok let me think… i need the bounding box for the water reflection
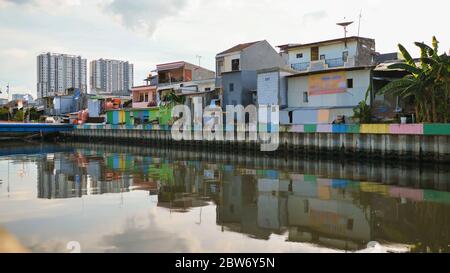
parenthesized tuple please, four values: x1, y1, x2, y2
(1, 142, 450, 252)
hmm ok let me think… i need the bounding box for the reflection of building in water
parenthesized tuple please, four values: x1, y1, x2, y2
(217, 174, 371, 250)
(217, 170, 273, 240)
(217, 171, 450, 252)
(286, 176, 371, 250)
(35, 143, 450, 252)
(37, 153, 132, 199)
(157, 162, 220, 212)
(257, 179, 289, 232)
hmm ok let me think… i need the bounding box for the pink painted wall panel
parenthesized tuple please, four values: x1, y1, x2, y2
(289, 125, 305, 133)
(389, 124, 424, 135)
(316, 124, 333, 133)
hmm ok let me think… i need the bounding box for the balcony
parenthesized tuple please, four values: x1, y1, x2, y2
(291, 56, 356, 72)
(325, 58, 345, 68)
(291, 62, 310, 72)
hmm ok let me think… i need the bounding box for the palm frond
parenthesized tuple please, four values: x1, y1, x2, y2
(415, 42, 434, 56)
(398, 44, 416, 66)
(378, 78, 415, 95)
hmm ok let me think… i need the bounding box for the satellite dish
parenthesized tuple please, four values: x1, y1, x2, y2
(337, 21, 354, 28)
(337, 21, 354, 39)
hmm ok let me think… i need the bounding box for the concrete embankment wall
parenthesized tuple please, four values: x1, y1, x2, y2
(62, 123, 450, 162)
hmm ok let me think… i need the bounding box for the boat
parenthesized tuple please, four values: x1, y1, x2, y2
(0, 123, 74, 140)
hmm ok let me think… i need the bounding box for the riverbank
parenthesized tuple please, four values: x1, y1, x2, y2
(61, 123, 450, 163)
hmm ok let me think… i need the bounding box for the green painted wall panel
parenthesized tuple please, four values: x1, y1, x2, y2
(125, 111, 132, 126)
(107, 111, 114, 125)
(304, 124, 317, 133)
(347, 124, 360, 134)
(423, 124, 450, 136)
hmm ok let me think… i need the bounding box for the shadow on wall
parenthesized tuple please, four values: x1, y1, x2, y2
(0, 227, 29, 253)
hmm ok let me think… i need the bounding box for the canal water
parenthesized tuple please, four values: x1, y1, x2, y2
(0, 142, 449, 253)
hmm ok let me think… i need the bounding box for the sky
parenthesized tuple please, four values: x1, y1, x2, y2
(0, 0, 448, 99)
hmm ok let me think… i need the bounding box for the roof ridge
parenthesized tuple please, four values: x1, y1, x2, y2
(217, 40, 264, 56)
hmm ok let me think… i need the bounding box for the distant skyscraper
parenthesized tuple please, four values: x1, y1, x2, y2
(37, 53, 87, 99)
(90, 59, 134, 95)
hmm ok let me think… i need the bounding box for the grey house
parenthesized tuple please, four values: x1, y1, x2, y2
(216, 40, 287, 108)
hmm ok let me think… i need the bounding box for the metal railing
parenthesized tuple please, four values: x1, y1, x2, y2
(325, 58, 345, 68)
(291, 57, 353, 72)
(291, 62, 310, 72)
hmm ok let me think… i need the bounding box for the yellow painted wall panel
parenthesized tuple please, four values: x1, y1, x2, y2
(360, 124, 390, 134)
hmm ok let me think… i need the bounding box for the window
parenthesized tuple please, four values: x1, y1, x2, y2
(232, 100, 237, 105)
(231, 59, 240, 71)
(296, 53, 303, 59)
(229, 83, 234, 92)
(320, 54, 326, 60)
(144, 93, 149, 102)
(265, 77, 270, 81)
(139, 93, 144, 102)
(347, 79, 353, 88)
(288, 111, 293, 124)
(303, 91, 309, 103)
(343, 51, 349, 62)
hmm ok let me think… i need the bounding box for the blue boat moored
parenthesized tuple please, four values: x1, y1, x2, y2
(0, 123, 74, 139)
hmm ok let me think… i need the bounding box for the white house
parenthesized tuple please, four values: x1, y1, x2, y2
(278, 36, 376, 124)
(278, 36, 375, 73)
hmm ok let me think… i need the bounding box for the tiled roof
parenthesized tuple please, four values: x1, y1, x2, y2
(217, 41, 262, 56)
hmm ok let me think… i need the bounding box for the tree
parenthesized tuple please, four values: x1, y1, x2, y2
(162, 91, 185, 106)
(13, 109, 25, 122)
(0, 108, 9, 121)
(353, 85, 372, 123)
(379, 37, 450, 123)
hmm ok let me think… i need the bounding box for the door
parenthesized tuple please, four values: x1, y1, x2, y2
(311, 47, 319, 61)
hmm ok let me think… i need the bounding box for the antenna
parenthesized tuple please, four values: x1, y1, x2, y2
(196, 55, 202, 67)
(357, 10, 363, 36)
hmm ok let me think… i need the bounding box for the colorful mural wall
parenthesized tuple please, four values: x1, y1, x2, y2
(77, 123, 450, 137)
(106, 106, 174, 126)
(309, 71, 347, 96)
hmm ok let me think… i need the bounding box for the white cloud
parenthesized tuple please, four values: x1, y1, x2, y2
(0, 0, 449, 98)
(102, 0, 191, 37)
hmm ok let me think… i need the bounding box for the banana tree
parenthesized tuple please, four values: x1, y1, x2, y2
(379, 37, 450, 123)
